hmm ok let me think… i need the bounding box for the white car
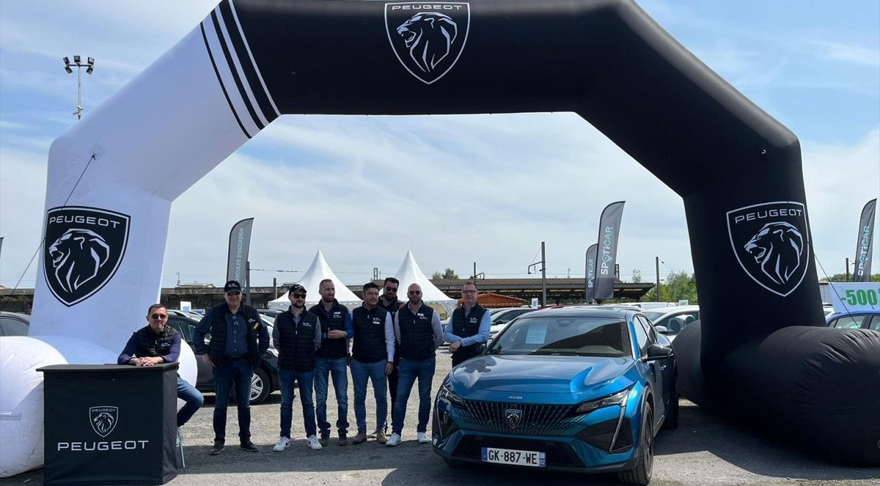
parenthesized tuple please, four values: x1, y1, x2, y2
(488, 307, 537, 338)
(643, 305, 700, 341)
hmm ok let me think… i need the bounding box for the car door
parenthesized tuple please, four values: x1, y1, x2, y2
(633, 315, 670, 425)
(167, 316, 214, 390)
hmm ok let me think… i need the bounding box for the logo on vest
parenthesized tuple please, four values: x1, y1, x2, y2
(727, 201, 810, 297)
(43, 206, 131, 306)
(90, 406, 119, 437)
(385, 2, 470, 84)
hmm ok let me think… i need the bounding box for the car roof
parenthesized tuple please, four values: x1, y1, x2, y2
(644, 305, 700, 317)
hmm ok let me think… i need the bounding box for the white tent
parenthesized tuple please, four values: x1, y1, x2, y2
(394, 250, 458, 319)
(268, 250, 362, 311)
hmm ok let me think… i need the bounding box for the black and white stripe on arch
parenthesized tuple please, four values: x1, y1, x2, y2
(200, 0, 280, 140)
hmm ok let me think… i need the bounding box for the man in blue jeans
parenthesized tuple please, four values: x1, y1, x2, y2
(349, 282, 395, 445)
(117, 303, 204, 431)
(310, 278, 353, 446)
(271, 284, 324, 451)
(194, 280, 269, 455)
(387, 283, 444, 446)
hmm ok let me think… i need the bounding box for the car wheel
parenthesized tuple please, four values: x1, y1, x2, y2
(617, 403, 654, 485)
(249, 367, 271, 405)
(663, 395, 679, 430)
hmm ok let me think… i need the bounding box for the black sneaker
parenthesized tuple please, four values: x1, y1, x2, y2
(240, 440, 259, 452)
(338, 432, 348, 446)
(319, 434, 329, 447)
(209, 440, 224, 455)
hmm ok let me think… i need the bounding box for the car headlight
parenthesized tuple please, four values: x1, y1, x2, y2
(575, 387, 631, 414)
(438, 382, 466, 407)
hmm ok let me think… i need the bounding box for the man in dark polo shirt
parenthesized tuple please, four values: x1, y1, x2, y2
(350, 282, 395, 445)
(194, 280, 269, 455)
(443, 281, 491, 366)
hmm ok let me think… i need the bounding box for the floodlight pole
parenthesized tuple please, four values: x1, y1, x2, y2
(63, 56, 95, 120)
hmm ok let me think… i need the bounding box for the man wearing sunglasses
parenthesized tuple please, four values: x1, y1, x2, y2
(194, 280, 269, 455)
(117, 303, 204, 429)
(387, 283, 444, 446)
(271, 284, 324, 452)
(377, 277, 403, 437)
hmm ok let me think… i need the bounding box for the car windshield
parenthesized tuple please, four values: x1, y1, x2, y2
(642, 310, 666, 321)
(487, 316, 630, 358)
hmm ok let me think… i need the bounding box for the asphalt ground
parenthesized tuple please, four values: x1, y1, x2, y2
(3, 346, 878, 486)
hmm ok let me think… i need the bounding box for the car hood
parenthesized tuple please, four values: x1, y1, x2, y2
(448, 355, 638, 403)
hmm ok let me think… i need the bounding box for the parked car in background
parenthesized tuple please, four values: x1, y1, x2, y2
(0, 311, 30, 336)
(433, 306, 677, 485)
(826, 310, 880, 331)
(643, 305, 700, 341)
(257, 308, 283, 319)
(488, 307, 537, 338)
(166, 313, 280, 404)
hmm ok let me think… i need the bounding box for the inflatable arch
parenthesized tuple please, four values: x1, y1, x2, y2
(25, 0, 880, 466)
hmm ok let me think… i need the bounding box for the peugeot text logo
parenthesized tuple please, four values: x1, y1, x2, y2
(727, 201, 810, 297)
(505, 408, 523, 429)
(90, 406, 119, 438)
(385, 2, 470, 84)
(43, 207, 130, 306)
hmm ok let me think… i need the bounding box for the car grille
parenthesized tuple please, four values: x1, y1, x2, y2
(453, 435, 585, 468)
(457, 399, 578, 436)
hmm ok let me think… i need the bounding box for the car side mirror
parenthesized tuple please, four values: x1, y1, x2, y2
(644, 343, 673, 361)
(654, 325, 668, 334)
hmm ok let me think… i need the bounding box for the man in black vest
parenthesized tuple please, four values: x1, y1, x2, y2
(194, 280, 269, 455)
(271, 284, 324, 452)
(377, 277, 402, 437)
(310, 278, 353, 446)
(350, 282, 395, 445)
(444, 282, 491, 366)
(117, 303, 204, 429)
(387, 283, 444, 447)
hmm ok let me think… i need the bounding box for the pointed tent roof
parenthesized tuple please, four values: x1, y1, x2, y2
(394, 251, 457, 318)
(268, 250, 361, 310)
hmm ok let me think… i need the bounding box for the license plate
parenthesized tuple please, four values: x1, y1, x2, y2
(481, 447, 546, 467)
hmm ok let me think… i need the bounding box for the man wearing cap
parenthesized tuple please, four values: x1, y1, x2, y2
(444, 282, 491, 366)
(387, 283, 444, 447)
(349, 282, 395, 445)
(194, 280, 269, 455)
(310, 278, 354, 446)
(271, 284, 324, 452)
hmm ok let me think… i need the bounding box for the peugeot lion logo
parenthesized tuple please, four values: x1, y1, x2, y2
(505, 408, 523, 429)
(89, 406, 119, 438)
(385, 2, 470, 84)
(727, 201, 810, 297)
(43, 206, 130, 306)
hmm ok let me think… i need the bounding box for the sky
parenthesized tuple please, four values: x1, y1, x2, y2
(0, 0, 878, 290)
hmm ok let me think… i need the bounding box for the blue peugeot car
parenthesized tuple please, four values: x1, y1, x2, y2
(432, 306, 677, 485)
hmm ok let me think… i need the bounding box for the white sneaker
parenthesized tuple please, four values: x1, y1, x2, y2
(386, 433, 402, 447)
(307, 435, 323, 450)
(417, 432, 429, 444)
(272, 437, 290, 452)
